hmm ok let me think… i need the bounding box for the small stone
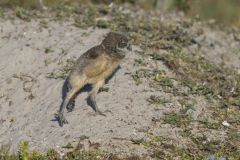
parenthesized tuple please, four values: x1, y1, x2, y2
(222, 121, 230, 127)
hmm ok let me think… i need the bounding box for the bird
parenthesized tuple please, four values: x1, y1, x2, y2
(55, 32, 132, 126)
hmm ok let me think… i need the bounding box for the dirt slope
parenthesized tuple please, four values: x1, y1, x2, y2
(0, 18, 157, 155)
(0, 5, 239, 159)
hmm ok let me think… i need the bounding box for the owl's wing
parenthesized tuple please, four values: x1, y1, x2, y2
(76, 46, 110, 78)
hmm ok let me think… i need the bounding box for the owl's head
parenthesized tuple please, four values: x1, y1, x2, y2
(102, 32, 132, 55)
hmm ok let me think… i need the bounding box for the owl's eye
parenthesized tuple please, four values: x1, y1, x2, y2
(122, 41, 127, 45)
(118, 41, 127, 48)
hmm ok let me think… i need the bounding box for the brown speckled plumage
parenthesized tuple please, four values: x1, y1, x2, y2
(56, 32, 131, 126)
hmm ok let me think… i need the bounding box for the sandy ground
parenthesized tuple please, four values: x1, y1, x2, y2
(0, 18, 168, 156)
(0, 14, 239, 158)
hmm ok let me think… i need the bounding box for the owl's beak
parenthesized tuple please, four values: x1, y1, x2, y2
(127, 44, 132, 51)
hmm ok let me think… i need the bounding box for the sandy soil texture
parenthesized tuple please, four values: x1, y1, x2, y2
(0, 18, 163, 155)
(0, 8, 239, 159)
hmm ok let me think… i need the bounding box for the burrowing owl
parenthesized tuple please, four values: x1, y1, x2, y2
(56, 32, 131, 126)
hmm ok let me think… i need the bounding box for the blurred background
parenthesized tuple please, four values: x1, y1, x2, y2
(0, 0, 240, 26)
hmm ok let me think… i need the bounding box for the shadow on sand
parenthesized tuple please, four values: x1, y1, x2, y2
(59, 66, 121, 113)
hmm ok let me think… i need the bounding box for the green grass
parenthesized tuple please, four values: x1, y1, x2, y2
(0, 141, 60, 160)
(160, 49, 240, 125)
(0, 141, 104, 160)
(147, 95, 170, 105)
(161, 111, 193, 128)
(0, 141, 146, 160)
(2, 0, 240, 26)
